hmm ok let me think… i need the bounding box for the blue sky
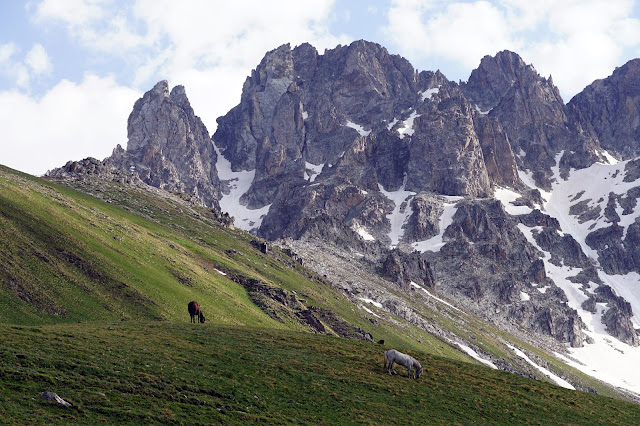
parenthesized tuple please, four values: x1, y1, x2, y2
(2, 0, 640, 176)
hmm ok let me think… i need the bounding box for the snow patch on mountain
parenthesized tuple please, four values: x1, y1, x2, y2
(519, 168, 551, 202)
(360, 304, 381, 318)
(506, 343, 575, 390)
(410, 281, 461, 312)
(378, 180, 416, 247)
(446, 337, 497, 369)
(544, 156, 638, 256)
(397, 111, 420, 139)
(305, 162, 324, 182)
(419, 85, 440, 101)
(516, 223, 592, 314)
(345, 120, 371, 137)
(600, 272, 640, 326)
(599, 149, 619, 165)
(495, 186, 533, 215)
(474, 104, 491, 115)
(214, 143, 271, 232)
(353, 224, 375, 241)
(560, 334, 640, 396)
(412, 198, 461, 252)
(359, 297, 383, 309)
(515, 153, 640, 395)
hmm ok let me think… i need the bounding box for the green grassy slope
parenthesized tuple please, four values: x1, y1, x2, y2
(0, 165, 278, 327)
(0, 165, 463, 360)
(2, 322, 640, 425)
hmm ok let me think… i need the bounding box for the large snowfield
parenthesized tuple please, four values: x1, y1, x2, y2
(514, 153, 640, 396)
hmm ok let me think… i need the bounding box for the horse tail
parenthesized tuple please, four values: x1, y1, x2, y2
(383, 350, 388, 372)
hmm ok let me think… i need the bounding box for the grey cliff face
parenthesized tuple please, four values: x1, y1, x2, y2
(215, 41, 520, 241)
(121, 81, 221, 208)
(404, 88, 492, 197)
(212, 41, 636, 348)
(428, 200, 588, 347)
(464, 50, 527, 112)
(568, 59, 640, 159)
(48, 81, 222, 209)
(463, 51, 573, 188)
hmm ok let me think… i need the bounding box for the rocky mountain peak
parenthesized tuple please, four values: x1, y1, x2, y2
(49, 81, 222, 209)
(47, 41, 640, 358)
(214, 40, 524, 235)
(463, 50, 527, 111)
(462, 50, 571, 188)
(568, 58, 640, 159)
(169, 85, 192, 111)
(123, 81, 221, 207)
(151, 79, 170, 97)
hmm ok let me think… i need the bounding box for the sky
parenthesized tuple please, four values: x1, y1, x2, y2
(1, 0, 640, 176)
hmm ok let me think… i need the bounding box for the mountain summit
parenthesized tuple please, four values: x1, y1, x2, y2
(50, 80, 222, 209)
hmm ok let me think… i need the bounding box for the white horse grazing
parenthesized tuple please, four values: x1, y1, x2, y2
(383, 349, 423, 379)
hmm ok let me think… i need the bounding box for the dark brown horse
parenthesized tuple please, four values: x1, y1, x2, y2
(188, 301, 205, 323)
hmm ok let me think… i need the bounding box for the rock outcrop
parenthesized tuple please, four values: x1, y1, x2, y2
(463, 51, 573, 188)
(48, 81, 222, 209)
(568, 59, 640, 159)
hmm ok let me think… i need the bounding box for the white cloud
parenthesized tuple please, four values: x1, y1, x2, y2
(0, 43, 17, 63)
(521, 0, 640, 99)
(0, 42, 49, 89)
(137, 0, 347, 129)
(1, 0, 349, 176)
(525, 33, 622, 100)
(385, 1, 517, 70)
(0, 74, 140, 175)
(33, 0, 109, 27)
(25, 43, 52, 75)
(0, 43, 27, 88)
(33, 0, 157, 55)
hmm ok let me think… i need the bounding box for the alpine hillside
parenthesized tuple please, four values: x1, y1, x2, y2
(47, 40, 640, 398)
(7, 165, 637, 422)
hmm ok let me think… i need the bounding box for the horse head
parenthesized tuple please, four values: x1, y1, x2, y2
(199, 312, 206, 323)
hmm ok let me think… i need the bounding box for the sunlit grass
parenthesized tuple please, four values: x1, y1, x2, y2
(2, 322, 639, 425)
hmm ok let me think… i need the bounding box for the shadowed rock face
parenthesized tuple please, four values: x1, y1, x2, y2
(463, 51, 574, 188)
(463, 50, 527, 112)
(568, 59, 640, 159)
(210, 43, 640, 348)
